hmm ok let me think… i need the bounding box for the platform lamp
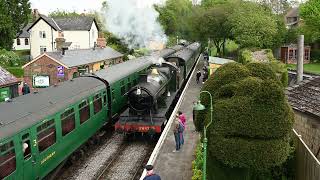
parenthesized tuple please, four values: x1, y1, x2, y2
(193, 91, 213, 180)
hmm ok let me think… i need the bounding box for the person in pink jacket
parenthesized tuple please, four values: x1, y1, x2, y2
(178, 111, 186, 145)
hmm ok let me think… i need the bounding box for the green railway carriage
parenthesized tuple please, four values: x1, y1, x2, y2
(0, 52, 172, 180)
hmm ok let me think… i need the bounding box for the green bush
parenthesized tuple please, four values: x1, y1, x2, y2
(238, 49, 253, 64)
(5, 67, 24, 77)
(198, 62, 294, 174)
(0, 49, 22, 67)
(192, 143, 203, 180)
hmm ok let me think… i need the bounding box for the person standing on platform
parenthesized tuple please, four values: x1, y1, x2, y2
(178, 111, 186, 145)
(173, 118, 181, 152)
(143, 165, 161, 180)
(196, 69, 201, 84)
(202, 70, 208, 84)
(22, 83, 30, 95)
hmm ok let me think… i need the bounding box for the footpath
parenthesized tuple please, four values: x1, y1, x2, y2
(152, 58, 204, 180)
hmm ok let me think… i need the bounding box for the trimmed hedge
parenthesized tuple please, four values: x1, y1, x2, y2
(195, 62, 294, 172)
(209, 135, 291, 170)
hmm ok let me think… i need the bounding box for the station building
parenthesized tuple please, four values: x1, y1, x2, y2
(22, 45, 123, 90)
(0, 66, 20, 102)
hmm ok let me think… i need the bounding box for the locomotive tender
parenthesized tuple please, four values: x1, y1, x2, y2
(0, 44, 193, 180)
(116, 42, 201, 134)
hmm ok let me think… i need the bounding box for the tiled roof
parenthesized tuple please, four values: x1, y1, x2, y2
(16, 23, 32, 38)
(0, 66, 19, 87)
(28, 14, 97, 32)
(46, 47, 123, 68)
(54, 16, 96, 31)
(286, 77, 320, 118)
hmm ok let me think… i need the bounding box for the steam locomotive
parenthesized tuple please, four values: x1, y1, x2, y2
(115, 42, 201, 134)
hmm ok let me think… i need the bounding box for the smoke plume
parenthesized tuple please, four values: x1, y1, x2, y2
(102, 0, 167, 49)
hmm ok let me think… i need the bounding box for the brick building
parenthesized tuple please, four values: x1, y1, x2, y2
(0, 66, 20, 102)
(22, 46, 123, 90)
(280, 44, 311, 64)
(286, 77, 320, 160)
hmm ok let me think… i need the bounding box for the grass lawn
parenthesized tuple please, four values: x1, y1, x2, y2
(286, 62, 320, 75)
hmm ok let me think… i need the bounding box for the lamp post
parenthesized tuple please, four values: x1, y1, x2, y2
(193, 91, 213, 180)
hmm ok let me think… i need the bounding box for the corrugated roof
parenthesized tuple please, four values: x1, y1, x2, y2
(0, 77, 104, 139)
(209, 57, 235, 65)
(0, 66, 19, 87)
(46, 47, 123, 68)
(286, 77, 320, 118)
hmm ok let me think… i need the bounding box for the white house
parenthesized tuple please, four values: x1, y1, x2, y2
(27, 14, 99, 59)
(13, 23, 32, 51)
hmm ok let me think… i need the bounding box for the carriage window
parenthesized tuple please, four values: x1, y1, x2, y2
(37, 119, 56, 153)
(103, 92, 107, 106)
(79, 100, 90, 124)
(111, 89, 115, 102)
(22, 134, 31, 160)
(94, 94, 102, 114)
(61, 108, 75, 136)
(0, 140, 16, 179)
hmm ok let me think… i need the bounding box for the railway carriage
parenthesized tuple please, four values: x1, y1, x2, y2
(0, 46, 185, 180)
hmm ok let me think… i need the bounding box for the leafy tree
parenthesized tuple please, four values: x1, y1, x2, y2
(155, 0, 193, 39)
(0, 0, 31, 50)
(300, 0, 320, 42)
(192, 2, 235, 57)
(228, 1, 284, 49)
(0, 49, 22, 67)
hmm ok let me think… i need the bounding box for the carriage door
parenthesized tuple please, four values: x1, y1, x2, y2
(20, 130, 37, 179)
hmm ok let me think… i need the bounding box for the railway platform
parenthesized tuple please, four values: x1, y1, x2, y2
(142, 57, 204, 180)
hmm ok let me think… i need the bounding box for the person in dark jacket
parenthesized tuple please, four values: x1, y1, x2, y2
(196, 69, 201, 84)
(143, 165, 161, 180)
(22, 83, 30, 95)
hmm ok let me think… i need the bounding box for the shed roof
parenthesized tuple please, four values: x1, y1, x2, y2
(209, 57, 235, 65)
(286, 77, 320, 118)
(0, 66, 19, 88)
(45, 47, 123, 68)
(0, 77, 104, 140)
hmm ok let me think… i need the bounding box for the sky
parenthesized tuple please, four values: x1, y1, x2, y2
(30, 0, 165, 15)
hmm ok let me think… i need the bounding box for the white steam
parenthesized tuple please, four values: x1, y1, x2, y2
(102, 0, 167, 49)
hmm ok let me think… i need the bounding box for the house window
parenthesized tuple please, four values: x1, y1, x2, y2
(288, 49, 293, 60)
(25, 38, 29, 45)
(40, 46, 47, 54)
(305, 49, 310, 60)
(39, 31, 46, 38)
(17, 39, 21, 45)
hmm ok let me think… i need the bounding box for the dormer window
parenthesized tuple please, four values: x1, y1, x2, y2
(39, 31, 46, 38)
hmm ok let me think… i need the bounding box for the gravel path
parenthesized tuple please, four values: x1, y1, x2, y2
(102, 142, 150, 180)
(69, 133, 125, 180)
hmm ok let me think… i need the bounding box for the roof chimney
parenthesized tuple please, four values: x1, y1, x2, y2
(97, 32, 107, 48)
(32, 9, 40, 22)
(56, 31, 66, 53)
(297, 35, 304, 83)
